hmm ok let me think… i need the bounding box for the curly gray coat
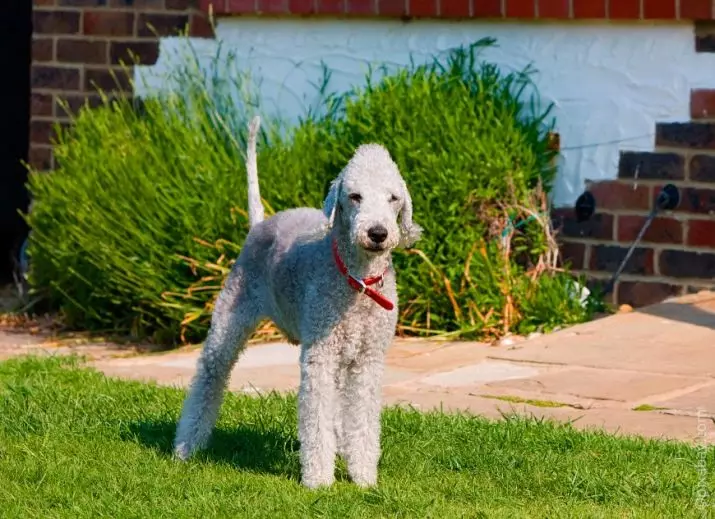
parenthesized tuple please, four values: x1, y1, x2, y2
(173, 116, 422, 488)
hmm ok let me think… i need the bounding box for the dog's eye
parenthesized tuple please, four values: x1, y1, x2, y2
(389, 194, 399, 203)
(348, 193, 362, 203)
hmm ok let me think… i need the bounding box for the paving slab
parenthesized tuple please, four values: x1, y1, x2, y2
(650, 383, 715, 415)
(386, 340, 492, 373)
(418, 360, 542, 387)
(483, 367, 709, 404)
(490, 295, 715, 378)
(384, 387, 715, 443)
(2, 291, 715, 445)
(0, 332, 152, 361)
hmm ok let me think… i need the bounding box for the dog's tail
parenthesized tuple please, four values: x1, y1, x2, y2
(246, 115, 264, 228)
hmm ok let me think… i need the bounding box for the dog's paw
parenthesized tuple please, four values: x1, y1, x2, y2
(349, 470, 377, 488)
(352, 477, 377, 489)
(301, 473, 335, 490)
(173, 442, 191, 461)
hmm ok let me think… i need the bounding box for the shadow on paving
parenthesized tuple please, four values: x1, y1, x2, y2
(123, 419, 302, 479)
(638, 301, 715, 331)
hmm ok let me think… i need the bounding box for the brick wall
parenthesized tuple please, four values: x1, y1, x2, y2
(552, 22, 715, 308)
(30, 0, 715, 308)
(202, 0, 715, 19)
(30, 0, 213, 171)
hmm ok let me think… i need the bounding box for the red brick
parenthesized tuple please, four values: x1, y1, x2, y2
(225, 0, 254, 10)
(30, 120, 57, 146)
(655, 122, 715, 150)
(537, 0, 569, 18)
(108, 0, 165, 6)
(672, 187, 715, 214)
(166, 0, 195, 8)
(57, 38, 108, 64)
(189, 13, 215, 37)
(618, 151, 685, 180)
(590, 245, 654, 275)
(695, 32, 715, 52)
(643, 0, 676, 19)
(573, 0, 606, 20)
(558, 241, 586, 269)
(690, 155, 715, 183)
(59, 0, 120, 5)
(32, 38, 54, 62)
(573, 0, 605, 17)
(34, 10, 81, 34)
(202, 0, 230, 11)
(687, 219, 715, 247)
(138, 13, 190, 37)
(617, 281, 682, 307)
(55, 93, 104, 117)
(346, 0, 373, 13)
(83, 11, 135, 36)
(588, 181, 652, 211)
(690, 89, 715, 119)
(318, 0, 346, 13)
(552, 209, 614, 240)
(31, 93, 54, 117)
(113, 0, 166, 6)
(85, 67, 133, 92)
(441, 0, 469, 16)
(409, 0, 436, 16)
(258, 0, 288, 12)
(660, 249, 715, 277)
(379, 0, 407, 15)
(608, 0, 639, 18)
(28, 146, 53, 172)
(617, 215, 683, 244)
(288, 0, 315, 13)
(680, 0, 712, 19)
(473, 0, 502, 16)
(31, 65, 81, 90)
(506, 0, 535, 17)
(110, 41, 160, 65)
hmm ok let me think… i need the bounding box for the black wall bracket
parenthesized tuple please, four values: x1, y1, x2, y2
(573, 183, 680, 295)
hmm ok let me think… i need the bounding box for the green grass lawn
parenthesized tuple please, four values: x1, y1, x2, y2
(0, 356, 711, 518)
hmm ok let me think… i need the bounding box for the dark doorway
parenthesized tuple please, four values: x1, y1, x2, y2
(0, 0, 32, 283)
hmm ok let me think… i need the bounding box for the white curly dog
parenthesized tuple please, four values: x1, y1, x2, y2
(174, 116, 422, 488)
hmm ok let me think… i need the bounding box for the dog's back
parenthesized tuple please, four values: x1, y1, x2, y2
(238, 207, 330, 343)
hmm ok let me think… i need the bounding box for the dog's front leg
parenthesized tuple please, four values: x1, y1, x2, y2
(342, 348, 385, 488)
(298, 341, 339, 489)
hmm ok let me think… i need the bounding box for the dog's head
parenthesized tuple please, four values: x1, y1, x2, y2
(323, 144, 422, 255)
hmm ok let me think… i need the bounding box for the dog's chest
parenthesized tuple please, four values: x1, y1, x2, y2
(333, 296, 396, 363)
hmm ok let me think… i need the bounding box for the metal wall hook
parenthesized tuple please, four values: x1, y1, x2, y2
(569, 184, 680, 297)
(574, 191, 596, 222)
(655, 183, 680, 211)
(601, 184, 680, 295)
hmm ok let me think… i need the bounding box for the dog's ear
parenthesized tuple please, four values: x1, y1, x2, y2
(322, 176, 342, 227)
(399, 180, 422, 248)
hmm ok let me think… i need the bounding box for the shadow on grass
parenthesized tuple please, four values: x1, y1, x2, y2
(124, 419, 301, 479)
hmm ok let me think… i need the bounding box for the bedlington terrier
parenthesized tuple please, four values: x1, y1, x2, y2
(173, 116, 422, 489)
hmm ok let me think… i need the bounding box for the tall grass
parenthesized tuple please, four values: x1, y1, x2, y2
(26, 38, 599, 345)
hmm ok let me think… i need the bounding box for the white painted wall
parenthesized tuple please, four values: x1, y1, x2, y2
(135, 19, 715, 207)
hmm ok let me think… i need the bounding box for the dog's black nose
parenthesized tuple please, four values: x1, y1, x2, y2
(367, 225, 388, 244)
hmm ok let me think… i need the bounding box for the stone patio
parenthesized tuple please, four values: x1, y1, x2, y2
(2, 291, 715, 444)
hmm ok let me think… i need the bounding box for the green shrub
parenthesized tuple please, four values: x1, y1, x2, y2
(26, 39, 600, 344)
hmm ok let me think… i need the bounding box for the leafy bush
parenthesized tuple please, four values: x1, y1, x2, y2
(26, 39, 600, 344)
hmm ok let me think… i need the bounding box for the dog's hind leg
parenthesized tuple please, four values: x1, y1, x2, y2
(174, 266, 261, 461)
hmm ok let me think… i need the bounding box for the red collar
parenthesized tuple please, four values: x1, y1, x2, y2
(331, 239, 394, 311)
